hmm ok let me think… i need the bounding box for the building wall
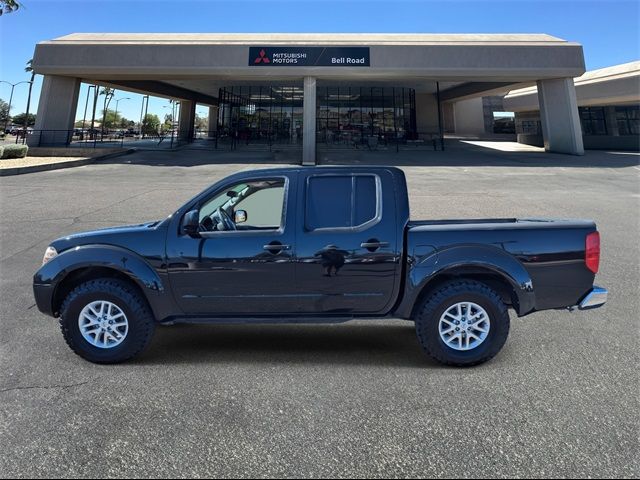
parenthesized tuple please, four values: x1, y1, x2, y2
(453, 97, 485, 135)
(415, 93, 440, 134)
(482, 96, 507, 132)
(514, 104, 640, 151)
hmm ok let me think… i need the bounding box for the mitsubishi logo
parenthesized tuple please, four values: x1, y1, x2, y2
(254, 49, 270, 64)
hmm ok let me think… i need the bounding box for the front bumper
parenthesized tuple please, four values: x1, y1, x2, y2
(577, 286, 608, 310)
(33, 282, 55, 316)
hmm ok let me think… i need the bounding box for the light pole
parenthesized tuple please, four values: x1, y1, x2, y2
(197, 110, 207, 138)
(81, 85, 96, 140)
(1, 80, 32, 133)
(171, 100, 182, 148)
(113, 97, 130, 146)
(163, 100, 177, 147)
(139, 95, 148, 138)
(113, 97, 130, 131)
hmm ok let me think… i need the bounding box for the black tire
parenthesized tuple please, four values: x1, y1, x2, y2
(59, 278, 156, 364)
(415, 280, 510, 367)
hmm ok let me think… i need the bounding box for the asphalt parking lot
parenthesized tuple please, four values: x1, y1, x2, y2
(1, 145, 638, 478)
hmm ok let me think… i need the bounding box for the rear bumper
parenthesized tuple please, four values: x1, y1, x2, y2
(577, 286, 608, 310)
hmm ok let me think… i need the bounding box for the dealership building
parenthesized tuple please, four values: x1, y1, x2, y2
(504, 61, 640, 151)
(30, 33, 590, 163)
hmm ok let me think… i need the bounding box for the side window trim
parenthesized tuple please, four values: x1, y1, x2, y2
(198, 176, 290, 237)
(304, 173, 383, 233)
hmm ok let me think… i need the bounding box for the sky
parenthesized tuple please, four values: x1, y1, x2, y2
(0, 0, 638, 123)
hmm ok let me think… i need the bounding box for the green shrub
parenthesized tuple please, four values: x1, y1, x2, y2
(1, 144, 28, 159)
(0, 146, 4, 159)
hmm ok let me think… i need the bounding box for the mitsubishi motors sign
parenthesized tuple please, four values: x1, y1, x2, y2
(249, 47, 370, 67)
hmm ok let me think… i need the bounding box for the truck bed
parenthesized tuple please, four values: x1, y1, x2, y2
(405, 217, 597, 313)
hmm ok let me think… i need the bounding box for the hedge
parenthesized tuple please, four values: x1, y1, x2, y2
(1, 144, 29, 159)
(0, 146, 3, 159)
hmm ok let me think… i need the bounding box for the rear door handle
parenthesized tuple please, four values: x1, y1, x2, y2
(360, 240, 389, 251)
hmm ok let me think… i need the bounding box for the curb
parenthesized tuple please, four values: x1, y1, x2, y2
(0, 148, 137, 176)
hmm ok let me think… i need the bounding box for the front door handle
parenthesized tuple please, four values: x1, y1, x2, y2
(360, 240, 389, 252)
(263, 242, 290, 253)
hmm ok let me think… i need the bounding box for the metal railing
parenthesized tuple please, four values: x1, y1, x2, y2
(3, 128, 446, 153)
(193, 129, 445, 152)
(5, 129, 187, 149)
(202, 130, 302, 151)
(316, 130, 444, 152)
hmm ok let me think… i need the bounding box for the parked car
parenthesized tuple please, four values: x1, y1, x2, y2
(33, 167, 607, 365)
(14, 128, 33, 138)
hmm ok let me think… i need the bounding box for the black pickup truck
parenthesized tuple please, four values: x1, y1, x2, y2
(34, 166, 607, 366)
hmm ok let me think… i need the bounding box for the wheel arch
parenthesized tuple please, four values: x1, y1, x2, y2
(36, 244, 165, 319)
(409, 266, 524, 320)
(52, 266, 150, 317)
(396, 244, 536, 319)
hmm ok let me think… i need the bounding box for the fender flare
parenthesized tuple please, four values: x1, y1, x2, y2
(396, 244, 536, 318)
(34, 244, 165, 316)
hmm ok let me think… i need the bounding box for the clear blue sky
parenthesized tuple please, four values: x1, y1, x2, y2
(1, 0, 638, 123)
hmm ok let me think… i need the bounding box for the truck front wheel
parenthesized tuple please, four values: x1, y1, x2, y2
(59, 278, 156, 364)
(415, 280, 510, 367)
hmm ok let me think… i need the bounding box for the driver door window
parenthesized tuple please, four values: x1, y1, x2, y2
(199, 178, 286, 232)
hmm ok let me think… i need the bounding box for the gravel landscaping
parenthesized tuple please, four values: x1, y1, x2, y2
(0, 155, 89, 169)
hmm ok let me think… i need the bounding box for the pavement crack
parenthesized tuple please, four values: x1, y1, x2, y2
(0, 380, 91, 395)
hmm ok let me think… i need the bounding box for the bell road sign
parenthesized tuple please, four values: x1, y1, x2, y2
(249, 47, 370, 67)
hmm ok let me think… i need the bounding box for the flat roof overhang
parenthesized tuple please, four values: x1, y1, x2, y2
(32, 33, 586, 103)
(504, 61, 640, 111)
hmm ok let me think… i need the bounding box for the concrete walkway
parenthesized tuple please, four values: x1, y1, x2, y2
(93, 139, 639, 169)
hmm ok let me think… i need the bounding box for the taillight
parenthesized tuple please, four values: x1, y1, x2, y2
(585, 231, 600, 274)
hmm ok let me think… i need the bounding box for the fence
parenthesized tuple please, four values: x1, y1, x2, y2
(8, 129, 187, 150)
(199, 129, 445, 152)
(4, 128, 445, 152)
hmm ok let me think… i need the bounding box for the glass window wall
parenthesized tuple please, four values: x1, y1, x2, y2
(217, 85, 417, 146)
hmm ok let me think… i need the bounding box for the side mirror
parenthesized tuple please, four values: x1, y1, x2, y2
(182, 209, 200, 237)
(234, 210, 248, 224)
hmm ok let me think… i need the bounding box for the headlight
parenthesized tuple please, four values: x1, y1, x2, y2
(42, 246, 58, 265)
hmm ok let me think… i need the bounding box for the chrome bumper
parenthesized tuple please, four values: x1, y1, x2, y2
(578, 286, 608, 310)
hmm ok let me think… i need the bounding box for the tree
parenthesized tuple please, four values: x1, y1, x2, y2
(11, 112, 36, 127)
(0, 0, 20, 15)
(24, 59, 36, 131)
(141, 113, 160, 135)
(0, 98, 9, 126)
(99, 87, 115, 134)
(195, 113, 208, 131)
(101, 109, 123, 129)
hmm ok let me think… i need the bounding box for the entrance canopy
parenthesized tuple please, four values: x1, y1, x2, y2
(33, 33, 585, 95)
(29, 33, 588, 158)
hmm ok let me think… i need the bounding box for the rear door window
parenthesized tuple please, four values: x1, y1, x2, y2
(305, 174, 380, 231)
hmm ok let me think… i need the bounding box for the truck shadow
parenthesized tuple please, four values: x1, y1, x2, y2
(139, 322, 441, 368)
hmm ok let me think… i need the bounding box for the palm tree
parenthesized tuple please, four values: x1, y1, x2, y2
(1, 1, 21, 15)
(23, 59, 35, 137)
(99, 87, 115, 137)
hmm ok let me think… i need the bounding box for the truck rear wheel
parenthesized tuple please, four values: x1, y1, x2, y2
(59, 278, 155, 364)
(415, 280, 510, 367)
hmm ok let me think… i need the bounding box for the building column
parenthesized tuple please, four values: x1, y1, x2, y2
(208, 105, 218, 138)
(302, 76, 317, 166)
(537, 78, 584, 155)
(28, 75, 81, 146)
(178, 100, 196, 142)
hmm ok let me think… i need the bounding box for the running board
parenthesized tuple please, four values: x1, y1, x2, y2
(160, 316, 356, 326)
